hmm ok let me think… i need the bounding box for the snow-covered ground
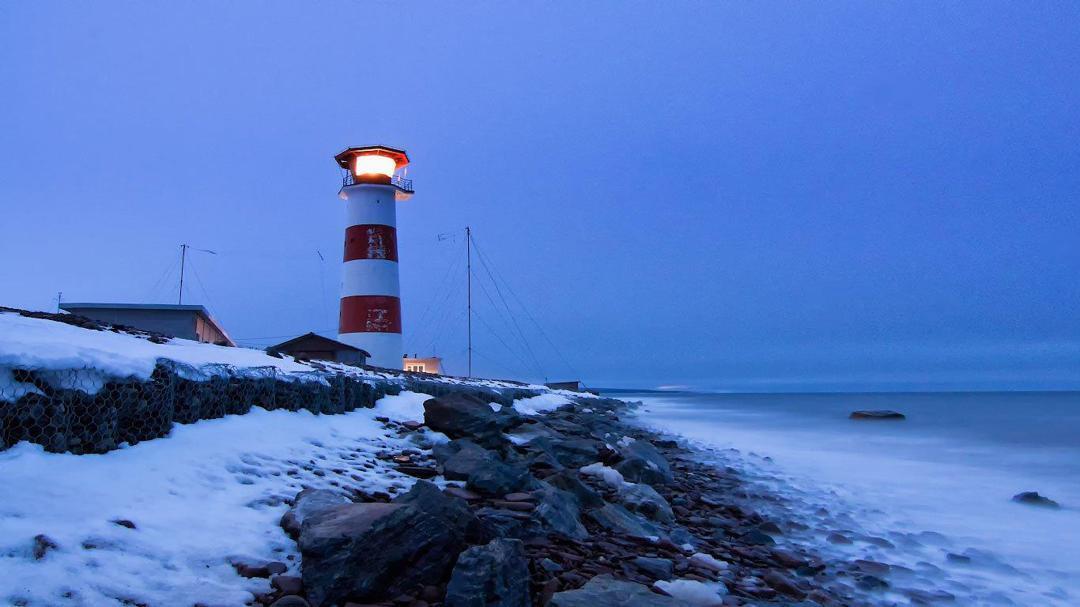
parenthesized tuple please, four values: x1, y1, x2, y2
(0, 387, 584, 606)
(0, 309, 588, 605)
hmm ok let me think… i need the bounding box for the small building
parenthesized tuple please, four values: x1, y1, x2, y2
(403, 355, 442, 375)
(545, 380, 584, 392)
(60, 302, 235, 346)
(267, 333, 369, 365)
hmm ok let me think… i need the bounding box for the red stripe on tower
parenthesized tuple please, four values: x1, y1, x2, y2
(343, 224, 398, 262)
(339, 295, 402, 334)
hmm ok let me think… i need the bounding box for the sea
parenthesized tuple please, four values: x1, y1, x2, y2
(611, 390, 1080, 606)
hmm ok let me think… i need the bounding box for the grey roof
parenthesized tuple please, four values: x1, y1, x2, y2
(61, 302, 211, 313)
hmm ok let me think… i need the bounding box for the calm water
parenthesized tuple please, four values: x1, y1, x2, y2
(616, 390, 1080, 606)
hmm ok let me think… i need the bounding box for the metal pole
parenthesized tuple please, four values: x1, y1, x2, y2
(466, 226, 472, 378)
(178, 244, 187, 304)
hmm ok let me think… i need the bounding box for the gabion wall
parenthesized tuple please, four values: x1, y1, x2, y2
(0, 362, 544, 455)
(0, 362, 398, 455)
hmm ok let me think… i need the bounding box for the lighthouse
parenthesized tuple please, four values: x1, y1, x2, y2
(333, 145, 414, 368)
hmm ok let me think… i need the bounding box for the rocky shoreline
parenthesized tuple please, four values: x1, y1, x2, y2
(238, 392, 883, 607)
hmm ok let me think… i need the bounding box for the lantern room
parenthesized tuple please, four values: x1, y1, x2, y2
(334, 145, 414, 199)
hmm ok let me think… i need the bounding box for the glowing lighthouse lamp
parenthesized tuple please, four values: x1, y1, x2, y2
(333, 145, 415, 368)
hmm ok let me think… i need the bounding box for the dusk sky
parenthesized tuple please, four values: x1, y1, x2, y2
(2, 2, 1078, 390)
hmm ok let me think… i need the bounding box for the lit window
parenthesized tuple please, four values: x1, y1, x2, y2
(354, 155, 397, 178)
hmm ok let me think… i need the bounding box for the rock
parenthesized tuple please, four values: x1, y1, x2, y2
(614, 440, 673, 486)
(393, 480, 486, 544)
(281, 489, 349, 539)
(546, 470, 605, 509)
(299, 502, 462, 606)
(503, 492, 534, 502)
(444, 486, 482, 501)
(1012, 491, 1060, 508)
(826, 532, 852, 545)
(539, 558, 563, 573)
(532, 481, 589, 540)
(444, 539, 530, 607)
(632, 556, 675, 580)
(424, 394, 508, 449)
(233, 559, 286, 578)
(396, 465, 439, 479)
(550, 438, 605, 468)
(548, 575, 683, 606)
(272, 575, 304, 595)
(741, 530, 776, 546)
(111, 519, 137, 530)
(849, 410, 905, 421)
(618, 483, 675, 523)
(269, 597, 311, 607)
(441, 441, 532, 496)
(763, 571, 807, 599)
(33, 534, 58, 560)
(587, 503, 662, 540)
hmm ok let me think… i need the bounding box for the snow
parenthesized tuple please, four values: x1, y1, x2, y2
(0, 311, 314, 385)
(689, 552, 728, 571)
(0, 395, 433, 607)
(653, 579, 728, 606)
(512, 392, 572, 415)
(580, 462, 627, 489)
(371, 391, 432, 423)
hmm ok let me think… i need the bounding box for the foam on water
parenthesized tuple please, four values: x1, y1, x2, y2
(628, 391, 1080, 606)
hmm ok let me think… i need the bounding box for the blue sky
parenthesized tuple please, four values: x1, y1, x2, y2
(2, 2, 1078, 390)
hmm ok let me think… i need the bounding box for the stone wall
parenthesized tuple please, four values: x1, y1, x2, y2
(0, 362, 541, 455)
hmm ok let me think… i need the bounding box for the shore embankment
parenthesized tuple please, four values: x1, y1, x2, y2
(251, 392, 881, 607)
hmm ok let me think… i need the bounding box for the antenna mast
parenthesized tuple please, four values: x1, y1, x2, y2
(178, 244, 188, 304)
(466, 226, 472, 377)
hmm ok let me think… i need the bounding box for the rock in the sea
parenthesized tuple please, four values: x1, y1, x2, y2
(549, 575, 683, 606)
(618, 483, 675, 523)
(280, 489, 348, 539)
(587, 503, 662, 540)
(1012, 491, 1061, 508)
(614, 439, 673, 486)
(849, 410, 906, 420)
(444, 538, 530, 607)
(298, 502, 462, 606)
(424, 394, 508, 449)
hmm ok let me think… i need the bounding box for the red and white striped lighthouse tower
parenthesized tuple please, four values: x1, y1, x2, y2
(333, 145, 414, 368)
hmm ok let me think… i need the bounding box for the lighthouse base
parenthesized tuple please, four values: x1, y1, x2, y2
(338, 332, 402, 370)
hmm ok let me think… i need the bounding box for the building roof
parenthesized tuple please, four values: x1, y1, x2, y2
(334, 145, 410, 170)
(59, 302, 235, 346)
(266, 332, 371, 358)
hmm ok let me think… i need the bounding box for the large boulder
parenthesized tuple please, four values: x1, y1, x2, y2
(424, 394, 508, 449)
(280, 489, 348, 539)
(614, 440, 673, 486)
(618, 483, 675, 523)
(393, 480, 487, 543)
(444, 539, 530, 607)
(545, 470, 605, 510)
(532, 481, 589, 540)
(299, 502, 463, 606)
(440, 441, 532, 496)
(548, 437, 605, 468)
(548, 575, 686, 606)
